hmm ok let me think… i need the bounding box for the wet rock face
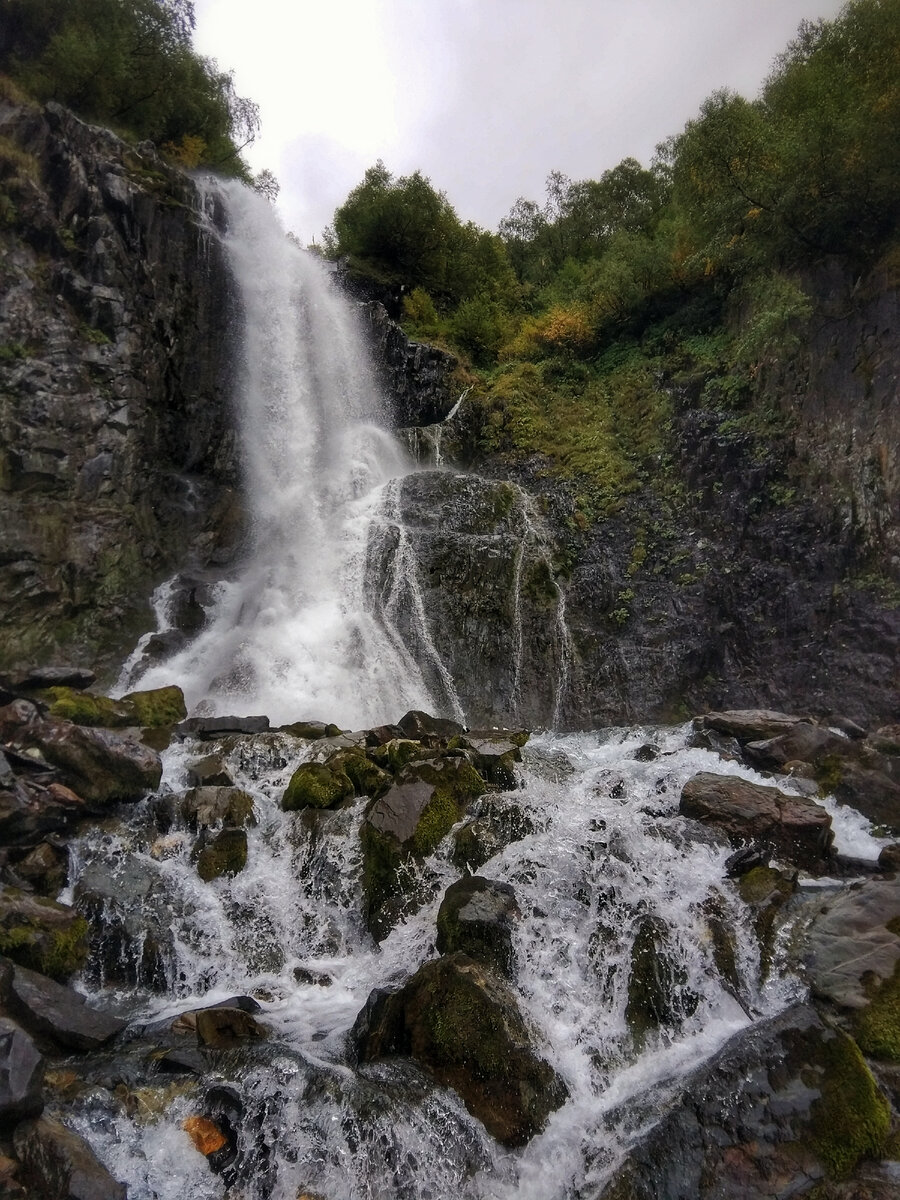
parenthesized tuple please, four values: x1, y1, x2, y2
(354, 952, 567, 1147)
(435, 876, 520, 976)
(362, 302, 459, 427)
(14, 1115, 126, 1200)
(0, 1018, 44, 1125)
(0, 100, 238, 681)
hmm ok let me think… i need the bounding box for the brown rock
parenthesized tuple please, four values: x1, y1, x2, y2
(697, 710, 808, 743)
(680, 772, 833, 871)
(182, 1115, 227, 1156)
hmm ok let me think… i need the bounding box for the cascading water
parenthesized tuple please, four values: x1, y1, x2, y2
(119, 180, 439, 729)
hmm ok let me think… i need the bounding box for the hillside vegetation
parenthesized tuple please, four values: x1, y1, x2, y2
(326, 0, 900, 521)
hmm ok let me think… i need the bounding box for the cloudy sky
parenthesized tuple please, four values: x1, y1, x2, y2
(193, 0, 845, 243)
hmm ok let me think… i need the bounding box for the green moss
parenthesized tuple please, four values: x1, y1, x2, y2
(329, 751, 391, 799)
(854, 959, 900, 1061)
(360, 823, 402, 924)
(39, 686, 135, 727)
(808, 1031, 890, 1178)
(195, 829, 248, 882)
(122, 685, 186, 727)
(282, 762, 354, 811)
(816, 754, 845, 794)
(0, 914, 89, 981)
(410, 788, 459, 857)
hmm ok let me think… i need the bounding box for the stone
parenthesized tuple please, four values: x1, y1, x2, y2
(325, 751, 392, 801)
(361, 756, 487, 937)
(353, 953, 566, 1146)
(878, 843, 900, 871)
(185, 754, 234, 787)
(0, 1018, 43, 1124)
(396, 710, 466, 744)
(744, 722, 853, 771)
(182, 1114, 228, 1156)
(121, 685, 187, 727)
(0, 889, 88, 982)
(870, 725, 900, 756)
(175, 715, 270, 738)
(13, 842, 68, 896)
(194, 828, 248, 882)
(180, 786, 254, 829)
(195, 1006, 266, 1049)
(282, 762, 353, 811)
(37, 688, 135, 728)
(804, 878, 900, 1012)
(452, 799, 535, 871)
(625, 915, 698, 1046)
(5, 963, 125, 1051)
(679, 771, 833, 871)
(737, 865, 797, 980)
(277, 720, 342, 740)
(696, 709, 809, 743)
(436, 876, 520, 975)
(0, 778, 86, 848)
(832, 763, 900, 833)
(13, 1116, 126, 1200)
(599, 1004, 890, 1197)
(9, 668, 96, 691)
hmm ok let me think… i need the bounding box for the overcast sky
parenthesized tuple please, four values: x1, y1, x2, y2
(193, 0, 846, 243)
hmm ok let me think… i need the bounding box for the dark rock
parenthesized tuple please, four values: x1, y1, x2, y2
(13, 1116, 126, 1200)
(195, 1006, 266, 1049)
(680, 771, 833, 871)
(194, 828, 248, 882)
(9, 668, 96, 691)
(633, 743, 659, 762)
(37, 688, 136, 728)
(276, 720, 342, 740)
(744, 722, 853, 771)
(696, 709, 809, 743)
(5, 963, 125, 1051)
(686, 727, 743, 760)
(737, 865, 797, 980)
(353, 952, 566, 1146)
(180, 786, 254, 829)
(723, 845, 768, 877)
(830, 716, 868, 740)
(436, 876, 520, 975)
(74, 858, 169, 991)
(361, 756, 487, 937)
(625, 915, 698, 1047)
(175, 715, 270, 738)
(599, 1004, 890, 1197)
(878, 843, 900, 871)
(0, 701, 161, 804)
(832, 763, 900, 833)
(121, 685, 186, 728)
(363, 302, 459, 426)
(185, 754, 234, 787)
(0, 889, 88, 982)
(0, 1018, 43, 1125)
(396, 710, 467, 744)
(453, 798, 535, 871)
(870, 725, 900, 755)
(0, 778, 86, 849)
(12, 843, 68, 896)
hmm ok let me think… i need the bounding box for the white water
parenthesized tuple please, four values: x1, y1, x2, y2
(121, 181, 439, 728)
(65, 725, 809, 1200)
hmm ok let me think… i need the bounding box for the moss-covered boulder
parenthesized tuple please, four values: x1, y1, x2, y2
(194, 828, 248, 882)
(436, 876, 520, 975)
(326, 750, 392, 800)
(0, 889, 88, 982)
(453, 798, 535, 871)
(282, 762, 354, 811)
(37, 687, 135, 727)
(180, 787, 255, 830)
(738, 864, 797, 981)
(353, 952, 566, 1146)
(361, 756, 487, 938)
(122, 685, 187, 727)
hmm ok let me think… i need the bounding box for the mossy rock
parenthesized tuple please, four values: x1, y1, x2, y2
(39, 687, 135, 727)
(122, 686, 186, 728)
(807, 1029, 890, 1178)
(326, 751, 392, 800)
(369, 739, 425, 772)
(854, 959, 900, 1061)
(738, 864, 796, 981)
(282, 762, 354, 811)
(625, 915, 698, 1048)
(0, 889, 89, 981)
(194, 829, 248, 882)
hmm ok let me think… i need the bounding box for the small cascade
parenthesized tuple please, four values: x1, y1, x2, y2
(60, 723, 807, 1200)
(402, 386, 470, 467)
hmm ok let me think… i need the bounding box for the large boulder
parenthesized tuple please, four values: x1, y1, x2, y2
(0, 889, 88, 982)
(361, 756, 487, 938)
(0, 778, 86, 848)
(743, 722, 854, 771)
(599, 1004, 890, 1197)
(193, 828, 248, 882)
(679, 772, 833, 871)
(180, 786, 254, 829)
(625, 915, 698, 1048)
(281, 762, 353, 811)
(4, 962, 125, 1051)
(695, 709, 810, 743)
(14, 1116, 126, 1200)
(353, 952, 566, 1146)
(435, 876, 520, 975)
(0, 1018, 43, 1125)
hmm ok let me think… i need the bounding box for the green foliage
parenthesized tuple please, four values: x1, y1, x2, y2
(1, 0, 258, 176)
(854, 959, 900, 1060)
(808, 1031, 890, 1178)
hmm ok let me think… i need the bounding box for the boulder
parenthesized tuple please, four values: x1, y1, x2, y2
(277, 720, 342, 740)
(185, 754, 234, 788)
(452, 799, 535, 871)
(743, 722, 853, 771)
(194, 828, 248, 882)
(0, 889, 88, 982)
(832, 763, 900, 833)
(74, 858, 169, 990)
(878, 843, 900, 871)
(353, 952, 566, 1146)
(870, 725, 900, 756)
(737, 865, 797, 980)
(0, 778, 86, 848)
(361, 756, 487, 938)
(396, 710, 466, 744)
(0, 1018, 43, 1124)
(37, 688, 135, 728)
(459, 730, 527, 790)
(12, 842, 68, 896)
(175, 715, 269, 738)
(435, 876, 520, 975)
(180, 786, 254, 829)
(13, 1116, 126, 1200)
(121, 685, 186, 727)
(195, 1006, 267, 1049)
(696, 709, 809, 743)
(679, 771, 833, 871)
(598, 1004, 890, 1197)
(5, 963, 125, 1051)
(281, 762, 353, 811)
(324, 750, 392, 800)
(8, 668, 96, 691)
(0, 701, 161, 804)
(625, 915, 698, 1047)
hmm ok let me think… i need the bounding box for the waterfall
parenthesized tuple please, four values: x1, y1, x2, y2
(121, 180, 438, 729)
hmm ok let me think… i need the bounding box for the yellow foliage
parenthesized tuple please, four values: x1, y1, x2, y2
(162, 135, 207, 170)
(501, 304, 592, 360)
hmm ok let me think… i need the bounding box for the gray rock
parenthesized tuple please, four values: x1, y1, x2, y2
(6, 964, 125, 1051)
(0, 1018, 44, 1124)
(436, 876, 520, 974)
(744, 722, 852, 770)
(180, 786, 254, 829)
(14, 1116, 126, 1200)
(803, 878, 900, 1009)
(185, 754, 234, 787)
(175, 715, 270, 738)
(696, 709, 809, 742)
